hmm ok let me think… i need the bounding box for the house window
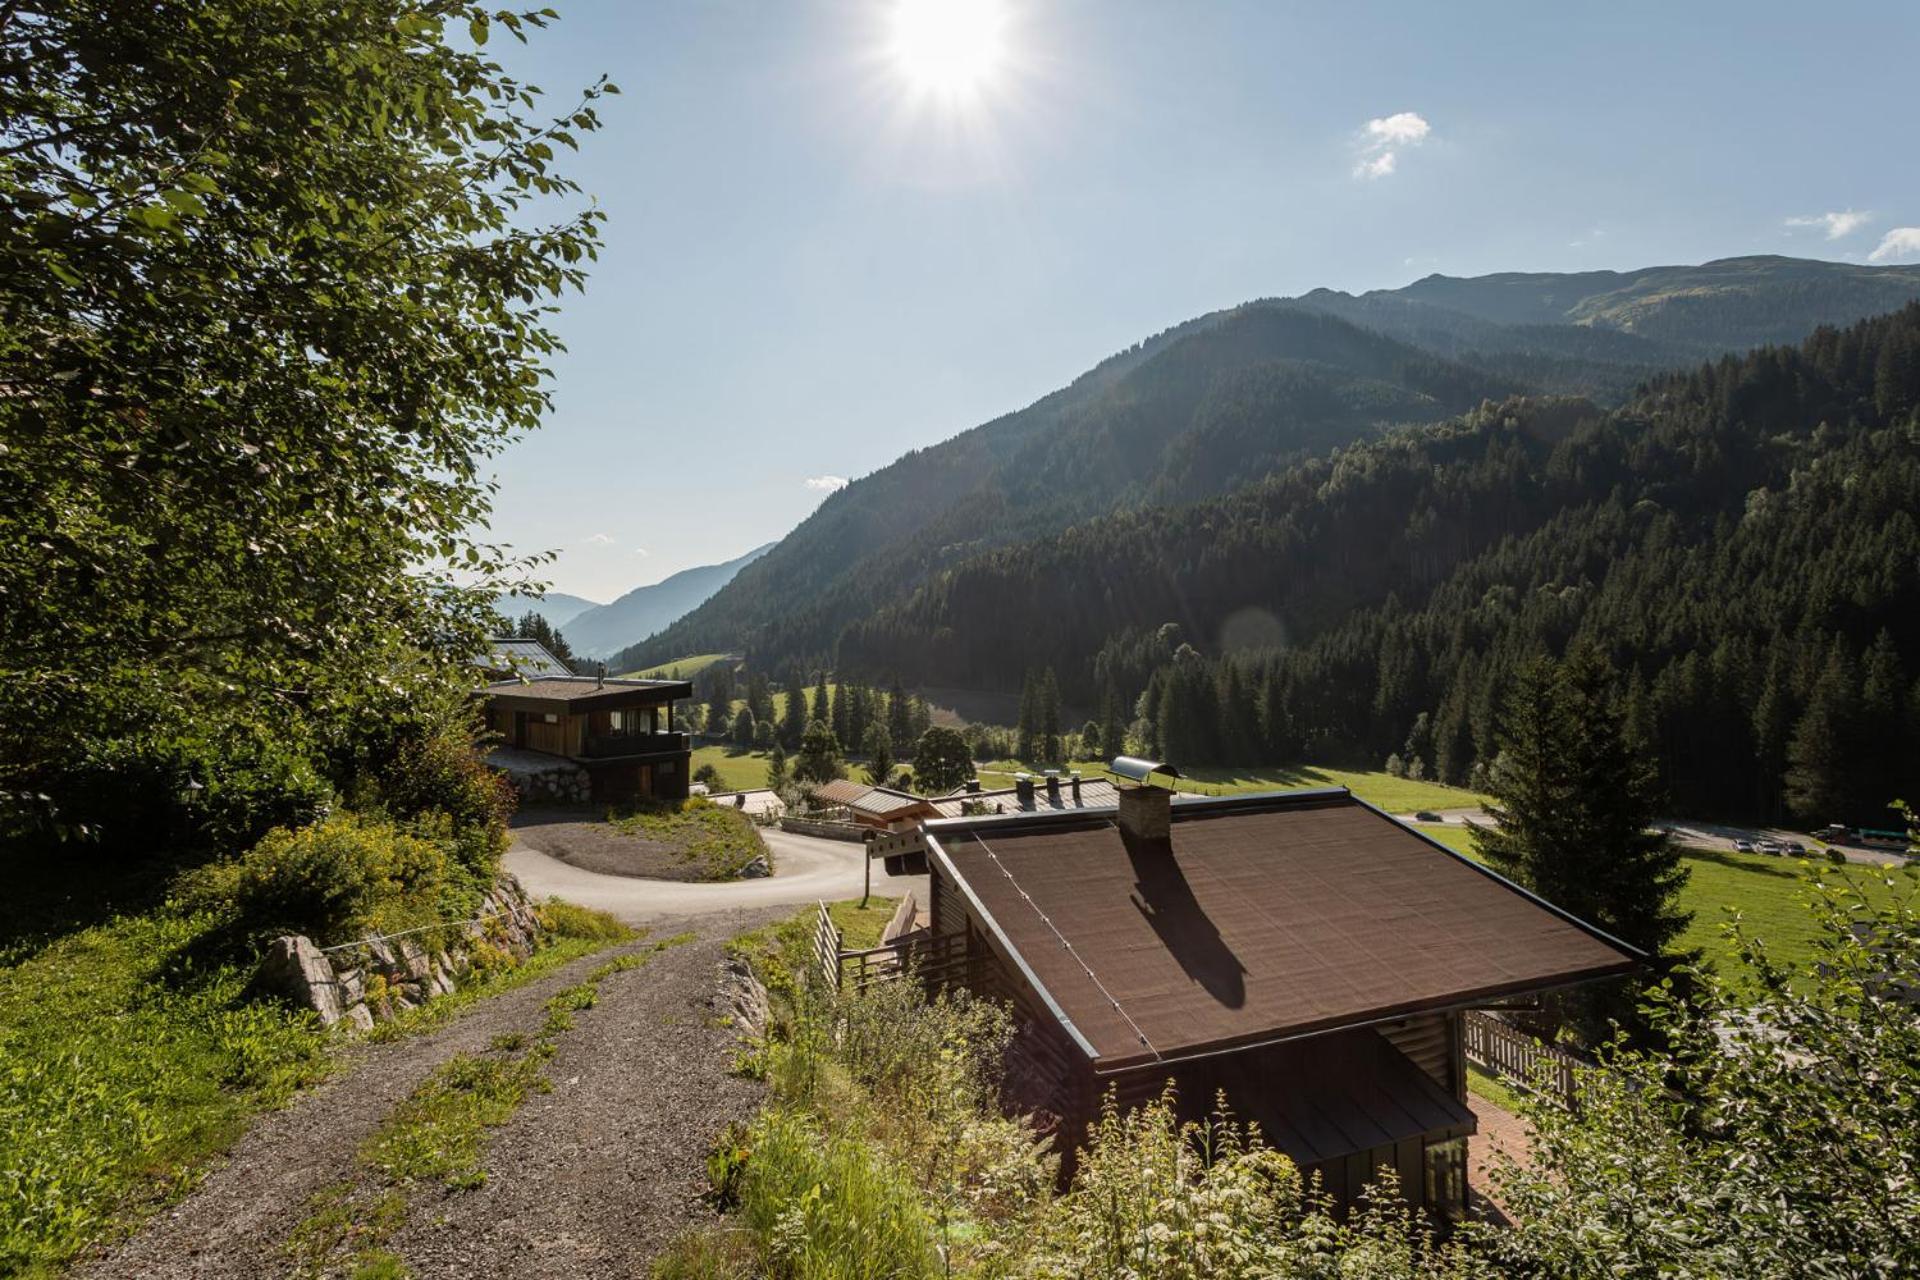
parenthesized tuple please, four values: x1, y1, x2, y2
(543, 713, 558, 724)
(609, 710, 629, 733)
(1423, 1137, 1466, 1218)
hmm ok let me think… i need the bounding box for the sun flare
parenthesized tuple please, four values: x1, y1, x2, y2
(887, 0, 1008, 96)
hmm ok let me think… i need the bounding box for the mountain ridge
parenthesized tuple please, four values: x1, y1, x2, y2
(561, 542, 774, 657)
(630, 255, 1920, 675)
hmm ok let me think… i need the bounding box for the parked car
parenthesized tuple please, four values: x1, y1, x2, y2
(1757, 840, 1785, 855)
(1781, 841, 1806, 855)
(1733, 839, 1756, 853)
(1413, 810, 1443, 823)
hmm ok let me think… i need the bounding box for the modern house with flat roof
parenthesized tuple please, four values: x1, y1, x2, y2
(480, 660, 693, 804)
(880, 762, 1641, 1216)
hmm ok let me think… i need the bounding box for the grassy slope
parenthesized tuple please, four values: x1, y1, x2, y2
(1411, 822, 1918, 980)
(619, 653, 730, 680)
(0, 897, 631, 1275)
(607, 800, 766, 879)
(689, 743, 777, 792)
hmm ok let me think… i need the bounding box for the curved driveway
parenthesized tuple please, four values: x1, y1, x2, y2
(506, 826, 924, 924)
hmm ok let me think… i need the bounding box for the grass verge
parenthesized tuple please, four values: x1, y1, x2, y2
(1411, 822, 1919, 983)
(609, 799, 767, 881)
(0, 895, 633, 1277)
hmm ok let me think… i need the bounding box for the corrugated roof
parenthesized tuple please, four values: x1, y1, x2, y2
(483, 638, 569, 677)
(928, 791, 1640, 1070)
(812, 779, 932, 817)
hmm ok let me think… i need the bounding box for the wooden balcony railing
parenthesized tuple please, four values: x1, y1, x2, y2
(580, 731, 689, 759)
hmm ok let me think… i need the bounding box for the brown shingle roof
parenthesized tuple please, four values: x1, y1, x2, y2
(927, 791, 1639, 1071)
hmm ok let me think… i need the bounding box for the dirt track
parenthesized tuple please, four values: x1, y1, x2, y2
(76, 909, 778, 1280)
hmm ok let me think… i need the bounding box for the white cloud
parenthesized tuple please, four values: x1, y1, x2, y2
(1365, 111, 1431, 147)
(1787, 209, 1873, 240)
(579, 532, 615, 546)
(805, 475, 850, 492)
(1353, 111, 1430, 180)
(1868, 227, 1920, 263)
(1355, 152, 1396, 180)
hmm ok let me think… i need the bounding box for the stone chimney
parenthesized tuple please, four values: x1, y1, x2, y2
(1014, 772, 1035, 809)
(1069, 772, 1082, 804)
(963, 778, 981, 794)
(1044, 770, 1062, 806)
(1117, 783, 1171, 841)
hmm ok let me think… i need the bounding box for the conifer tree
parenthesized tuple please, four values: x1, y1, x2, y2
(730, 706, 756, 750)
(1038, 667, 1063, 764)
(887, 677, 912, 750)
(846, 685, 871, 763)
(1786, 646, 1861, 823)
(813, 670, 833, 731)
(765, 742, 789, 792)
(778, 668, 809, 750)
(1016, 670, 1038, 762)
(862, 724, 895, 787)
(1475, 650, 1689, 1031)
(830, 682, 850, 749)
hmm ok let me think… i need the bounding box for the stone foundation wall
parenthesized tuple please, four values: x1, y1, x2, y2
(255, 874, 542, 1031)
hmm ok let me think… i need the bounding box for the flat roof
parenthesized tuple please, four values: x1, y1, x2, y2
(926, 789, 1641, 1071)
(481, 676, 693, 711)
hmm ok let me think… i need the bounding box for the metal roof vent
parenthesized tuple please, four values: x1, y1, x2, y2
(1110, 756, 1180, 786)
(1014, 771, 1035, 809)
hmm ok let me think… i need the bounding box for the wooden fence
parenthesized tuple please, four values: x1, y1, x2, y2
(1462, 1009, 1582, 1104)
(809, 901, 969, 993)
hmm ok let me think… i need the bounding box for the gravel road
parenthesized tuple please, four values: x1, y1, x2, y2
(75, 908, 782, 1280)
(508, 825, 926, 923)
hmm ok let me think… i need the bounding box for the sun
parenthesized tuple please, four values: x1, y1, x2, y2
(887, 0, 1008, 96)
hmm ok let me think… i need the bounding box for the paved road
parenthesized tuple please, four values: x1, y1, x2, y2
(507, 825, 926, 923)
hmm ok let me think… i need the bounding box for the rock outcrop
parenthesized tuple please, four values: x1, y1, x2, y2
(255, 874, 543, 1030)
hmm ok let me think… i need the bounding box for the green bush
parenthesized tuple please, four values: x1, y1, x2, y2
(178, 812, 453, 946)
(377, 734, 514, 879)
(535, 899, 630, 942)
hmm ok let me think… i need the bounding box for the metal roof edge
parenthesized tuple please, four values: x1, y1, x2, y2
(924, 831, 1101, 1062)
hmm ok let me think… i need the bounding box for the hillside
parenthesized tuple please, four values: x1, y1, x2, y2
(634, 256, 1920, 674)
(840, 304, 1920, 825)
(632, 307, 1520, 667)
(493, 591, 600, 629)
(563, 543, 773, 657)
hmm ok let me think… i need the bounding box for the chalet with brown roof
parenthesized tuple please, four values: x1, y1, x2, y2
(879, 759, 1642, 1217)
(480, 668, 693, 804)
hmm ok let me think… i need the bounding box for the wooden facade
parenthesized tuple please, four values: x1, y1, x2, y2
(481, 676, 693, 803)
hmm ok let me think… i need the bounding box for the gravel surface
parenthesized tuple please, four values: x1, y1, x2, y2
(74, 908, 781, 1280)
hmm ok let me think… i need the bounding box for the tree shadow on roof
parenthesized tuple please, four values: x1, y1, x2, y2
(1122, 829, 1247, 1008)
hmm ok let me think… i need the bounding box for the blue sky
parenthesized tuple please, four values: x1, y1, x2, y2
(486, 0, 1920, 602)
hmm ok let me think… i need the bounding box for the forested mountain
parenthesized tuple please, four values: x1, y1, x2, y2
(491, 591, 599, 629)
(634, 257, 1920, 677)
(841, 305, 1920, 825)
(561, 542, 773, 657)
(634, 308, 1518, 665)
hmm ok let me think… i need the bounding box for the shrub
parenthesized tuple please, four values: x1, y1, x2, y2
(178, 813, 452, 945)
(376, 734, 514, 879)
(535, 899, 629, 942)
